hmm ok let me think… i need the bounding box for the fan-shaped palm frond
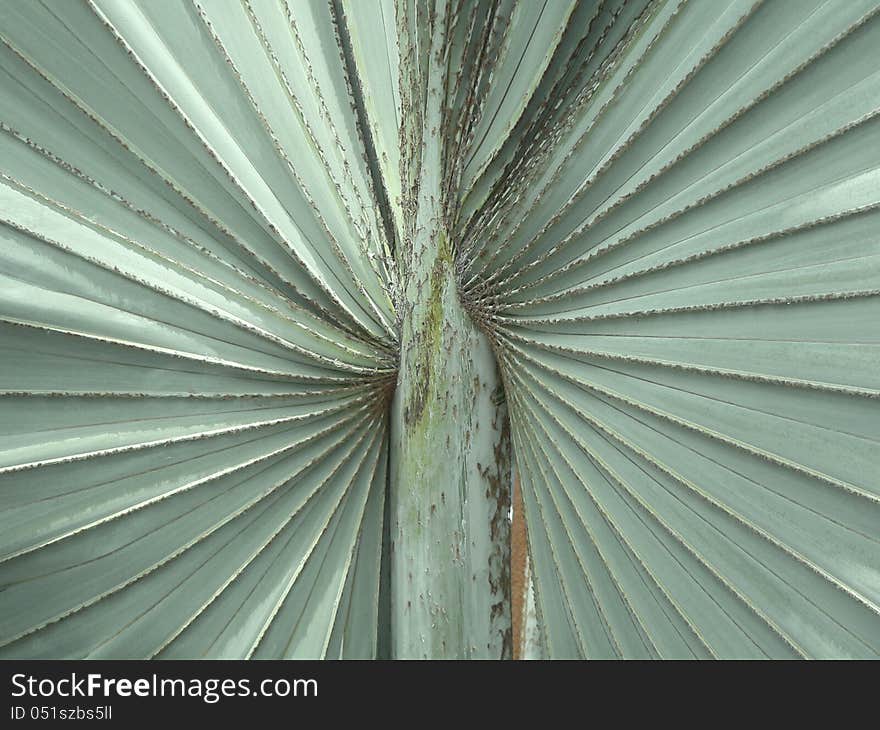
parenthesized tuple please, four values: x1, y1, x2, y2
(1, 0, 878, 659)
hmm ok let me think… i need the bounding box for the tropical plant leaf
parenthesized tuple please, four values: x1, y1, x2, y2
(0, 0, 878, 659)
(465, 0, 880, 659)
(0, 0, 394, 659)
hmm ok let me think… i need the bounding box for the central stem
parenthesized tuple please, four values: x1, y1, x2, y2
(387, 0, 511, 659)
(389, 225, 511, 658)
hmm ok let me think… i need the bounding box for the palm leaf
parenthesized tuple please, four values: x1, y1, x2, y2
(1, 0, 878, 659)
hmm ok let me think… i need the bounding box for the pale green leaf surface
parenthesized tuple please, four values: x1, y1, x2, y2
(1, 0, 878, 659)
